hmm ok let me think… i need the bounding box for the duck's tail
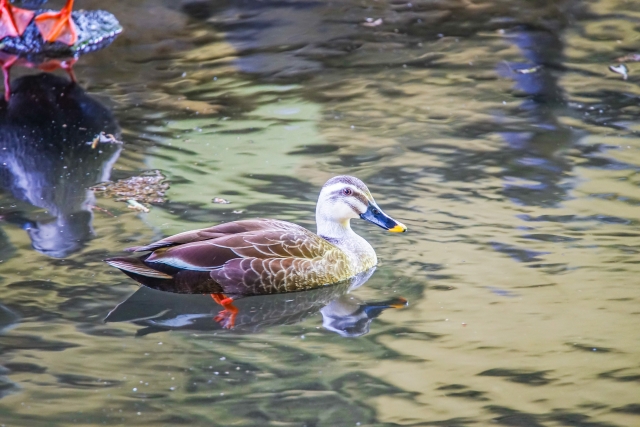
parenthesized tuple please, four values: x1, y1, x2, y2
(105, 257, 173, 279)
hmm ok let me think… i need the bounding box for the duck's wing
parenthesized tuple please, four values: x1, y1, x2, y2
(126, 219, 293, 252)
(145, 226, 336, 270)
(145, 227, 348, 294)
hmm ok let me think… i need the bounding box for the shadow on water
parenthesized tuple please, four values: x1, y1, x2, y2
(0, 73, 120, 258)
(106, 268, 408, 337)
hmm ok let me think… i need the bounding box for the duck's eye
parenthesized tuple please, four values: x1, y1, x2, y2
(372, 208, 380, 215)
(342, 188, 353, 196)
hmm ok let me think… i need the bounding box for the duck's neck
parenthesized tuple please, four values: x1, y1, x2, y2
(317, 215, 355, 242)
(316, 215, 377, 269)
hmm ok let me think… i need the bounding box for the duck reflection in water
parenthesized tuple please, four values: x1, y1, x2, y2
(0, 73, 121, 258)
(105, 267, 407, 337)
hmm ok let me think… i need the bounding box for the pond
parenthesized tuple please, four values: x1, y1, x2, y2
(0, 0, 639, 425)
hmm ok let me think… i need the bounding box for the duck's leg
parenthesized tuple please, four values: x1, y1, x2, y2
(0, 0, 35, 39)
(38, 58, 77, 82)
(61, 58, 77, 82)
(210, 293, 238, 329)
(2, 55, 17, 101)
(34, 0, 77, 45)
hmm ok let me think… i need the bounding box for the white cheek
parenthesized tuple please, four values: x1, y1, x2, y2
(352, 199, 368, 214)
(330, 202, 360, 220)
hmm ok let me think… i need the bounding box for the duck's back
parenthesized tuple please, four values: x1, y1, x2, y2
(125, 219, 296, 252)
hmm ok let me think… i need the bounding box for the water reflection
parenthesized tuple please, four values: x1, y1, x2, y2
(0, 0, 637, 425)
(497, 23, 581, 208)
(0, 73, 120, 257)
(106, 268, 407, 336)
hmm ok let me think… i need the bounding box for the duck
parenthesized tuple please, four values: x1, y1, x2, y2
(106, 176, 407, 327)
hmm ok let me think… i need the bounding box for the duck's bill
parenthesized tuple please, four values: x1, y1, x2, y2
(360, 203, 407, 232)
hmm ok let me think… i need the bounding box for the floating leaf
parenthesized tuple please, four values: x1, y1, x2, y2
(616, 53, 640, 63)
(212, 197, 230, 204)
(362, 18, 383, 27)
(608, 64, 629, 80)
(89, 132, 122, 149)
(515, 66, 541, 74)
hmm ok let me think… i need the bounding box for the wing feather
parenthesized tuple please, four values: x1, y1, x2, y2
(125, 219, 301, 252)
(116, 218, 354, 295)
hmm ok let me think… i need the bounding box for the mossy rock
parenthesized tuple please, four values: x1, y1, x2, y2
(0, 9, 122, 59)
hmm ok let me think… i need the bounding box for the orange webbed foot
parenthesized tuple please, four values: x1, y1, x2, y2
(34, 0, 77, 45)
(210, 293, 238, 329)
(0, 0, 35, 39)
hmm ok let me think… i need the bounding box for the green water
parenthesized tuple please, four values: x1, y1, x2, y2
(0, 0, 638, 425)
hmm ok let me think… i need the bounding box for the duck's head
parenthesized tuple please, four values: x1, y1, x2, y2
(316, 175, 407, 234)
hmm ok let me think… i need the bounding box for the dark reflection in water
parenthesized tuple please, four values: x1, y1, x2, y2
(0, 304, 20, 398)
(496, 23, 580, 208)
(0, 73, 120, 257)
(106, 268, 407, 336)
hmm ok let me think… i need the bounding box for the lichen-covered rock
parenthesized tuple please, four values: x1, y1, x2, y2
(0, 10, 122, 59)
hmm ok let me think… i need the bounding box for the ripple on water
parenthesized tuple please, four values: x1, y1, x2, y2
(0, 0, 637, 425)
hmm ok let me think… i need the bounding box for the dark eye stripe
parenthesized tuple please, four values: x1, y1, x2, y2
(353, 192, 368, 206)
(329, 189, 369, 207)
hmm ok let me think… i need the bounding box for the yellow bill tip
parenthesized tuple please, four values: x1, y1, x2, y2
(390, 297, 409, 308)
(388, 222, 407, 233)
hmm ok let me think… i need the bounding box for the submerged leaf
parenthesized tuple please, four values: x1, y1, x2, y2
(91, 170, 169, 204)
(126, 200, 150, 213)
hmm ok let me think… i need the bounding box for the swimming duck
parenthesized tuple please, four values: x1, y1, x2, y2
(106, 176, 407, 325)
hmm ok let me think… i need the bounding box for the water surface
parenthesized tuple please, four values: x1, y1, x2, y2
(0, 0, 639, 425)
